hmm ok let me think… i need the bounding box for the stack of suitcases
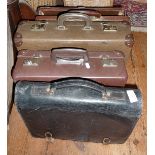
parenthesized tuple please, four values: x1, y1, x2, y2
(12, 1, 142, 144)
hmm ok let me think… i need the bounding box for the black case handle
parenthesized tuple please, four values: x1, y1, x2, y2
(50, 78, 105, 95)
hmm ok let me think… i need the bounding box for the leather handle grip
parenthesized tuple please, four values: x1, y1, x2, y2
(68, 9, 101, 18)
(57, 13, 92, 30)
(50, 78, 105, 94)
(51, 48, 90, 68)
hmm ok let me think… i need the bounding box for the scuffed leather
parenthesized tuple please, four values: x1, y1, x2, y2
(15, 78, 142, 144)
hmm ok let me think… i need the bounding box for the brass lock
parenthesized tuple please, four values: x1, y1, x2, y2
(23, 53, 42, 66)
(102, 23, 117, 32)
(31, 22, 48, 31)
(23, 58, 39, 66)
(102, 58, 118, 67)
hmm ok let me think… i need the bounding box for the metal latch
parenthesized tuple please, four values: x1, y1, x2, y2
(102, 59, 118, 67)
(102, 23, 117, 32)
(102, 138, 111, 145)
(23, 58, 39, 66)
(102, 91, 126, 101)
(31, 21, 48, 31)
(31, 86, 55, 96)
(23, 53, 42, 66)
(45, 132, 54, 143)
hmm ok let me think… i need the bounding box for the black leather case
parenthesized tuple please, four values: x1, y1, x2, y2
(15, 78, 142, 144)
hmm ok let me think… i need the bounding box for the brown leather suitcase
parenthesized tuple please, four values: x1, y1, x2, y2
(35, 9, 129, 22)
(35, 15, 129, 22)
(37, 6, 125, 16)
(12, 48, 128, 86)
(14, 12, 134, 60)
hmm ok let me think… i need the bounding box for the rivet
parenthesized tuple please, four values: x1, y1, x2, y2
(45, 132, 54, 143)
(102, 138, 111, 145)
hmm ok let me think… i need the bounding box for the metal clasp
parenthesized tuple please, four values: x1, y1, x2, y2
(31, 21, 48, 31)
(102, 137, 111, 145)
(23, 54, 42, 66)
(102, 90, 126, 101)
(102, 23, 117, 32)
(102, 91, 111, 100)
(46, 88, 55, 95)
(23, 58, 39, 66)
(102, 58, 118, 67)
(45, 132, 54, 143)
(118, 10, 124, 16)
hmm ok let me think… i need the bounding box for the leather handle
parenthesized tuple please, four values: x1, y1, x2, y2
(51, 48, 90, 68)
(50, 78, 105, 94)
(68, 9, 101, 18)
(57, 13, 92, 30)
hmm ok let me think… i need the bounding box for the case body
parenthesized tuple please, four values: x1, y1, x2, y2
(15, 79, 142, 144)
(14, 12, 134, 60)
(12, 49, 128, 86)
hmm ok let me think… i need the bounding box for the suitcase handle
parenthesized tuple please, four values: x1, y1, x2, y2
(67, 9, 101, 18)
(51, 48, 90, 69)
(57, 13, 92, 30)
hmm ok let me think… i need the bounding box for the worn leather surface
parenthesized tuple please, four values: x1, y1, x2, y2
(15, 79, 142, 144)
(12, 49, 128, 86)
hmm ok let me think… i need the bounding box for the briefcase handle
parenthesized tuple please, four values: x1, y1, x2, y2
(51, 48, 90, 69)
(67, 9, 101, 18)
(50, 78, 105, 95)
(57, 13, 92, 30)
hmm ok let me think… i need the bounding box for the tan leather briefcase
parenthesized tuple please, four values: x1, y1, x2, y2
(14, 12, 134, 60)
